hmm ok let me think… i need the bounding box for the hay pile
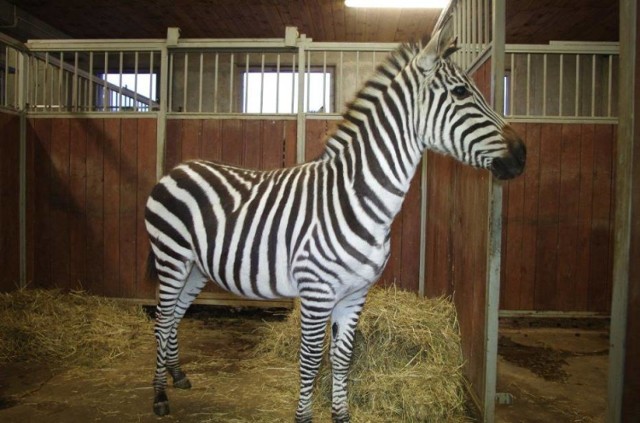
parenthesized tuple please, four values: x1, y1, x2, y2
(0, 289, 151, 367)
(250, 287, 466, 422)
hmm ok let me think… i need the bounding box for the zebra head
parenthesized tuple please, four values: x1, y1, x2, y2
(414, 22, 526, 180)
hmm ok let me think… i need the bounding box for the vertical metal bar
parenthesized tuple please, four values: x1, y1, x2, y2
(58, 52, 64, 111)
(198, 52, 204, 113)
(607, 54, 613, 117)
(275, 54, 280, 113)
(149, 51, 155, 112)
(291, 53, 296, 113)
(32, 55, 38, 111)
(260, 53, 265, 113)
(306, 50, 311, 112)
(339, 51, 344, 112)
(486, 1, 505, 422)
(183, 52, 189, 112)
(168, 53, 174, 112)
(418, 156, 428, 298)
(526, 53, 530, 116)
(472, 0, 477, 56)
(156, 41, 169, 180)
(243, 53, 250, 112)
(229, 53, 234, 112)
(134, 51, 139, 111)
(591, 54, 596, 117)
(509, 53, 514, 115)
(103, 52, 108, 112)
(72, 52, 79, 111)
(608, 1, 635, 421)
(118, 51, 124, 111)
(213, 53, 219, 113)
(322, 51, 327, 113)
(355, 50, 360, 89)
(542, 53, 547, 117)
(88, 52, 94, 111)
(3, 47, 7, 107)
(559, 54, 564, 116)
(296, 41, 306, 163)
(44, 52, 50, 110)
(575, 54, 580, 116)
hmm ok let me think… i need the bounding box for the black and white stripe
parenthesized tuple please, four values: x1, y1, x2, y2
(147, 21, 525, 423)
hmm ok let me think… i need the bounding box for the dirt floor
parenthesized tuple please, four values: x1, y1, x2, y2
(0, 308, 609, 423)
(496, 320, 609, 423)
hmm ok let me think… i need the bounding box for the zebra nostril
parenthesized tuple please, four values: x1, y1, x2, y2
(511, 139, 526, 166)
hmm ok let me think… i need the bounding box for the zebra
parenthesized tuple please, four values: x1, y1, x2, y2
(145, 20, 525, 423)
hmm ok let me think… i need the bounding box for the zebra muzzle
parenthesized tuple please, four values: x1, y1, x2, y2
(490, 127, 526, 180)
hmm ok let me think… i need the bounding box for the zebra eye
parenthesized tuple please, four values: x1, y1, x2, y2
(452, 86, 470, 99)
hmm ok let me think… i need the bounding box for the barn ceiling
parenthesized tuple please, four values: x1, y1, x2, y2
(3, 0, 619, 44)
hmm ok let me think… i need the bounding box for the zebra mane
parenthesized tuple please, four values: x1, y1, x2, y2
(320, 42, 423, 159)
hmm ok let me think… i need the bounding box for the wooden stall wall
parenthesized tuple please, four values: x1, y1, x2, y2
(0, 110, 20, 292)
(501, 122, 616, 313)
(424, 58, 493, 406)
(305, 119, 425, 293)
(26, 117, 158, 301)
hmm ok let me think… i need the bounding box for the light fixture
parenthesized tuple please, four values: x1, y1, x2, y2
(345, 0, 449, 8)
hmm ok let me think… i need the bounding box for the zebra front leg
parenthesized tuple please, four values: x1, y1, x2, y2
(295, 297, 333, 423)
(329, 289, 368, 423)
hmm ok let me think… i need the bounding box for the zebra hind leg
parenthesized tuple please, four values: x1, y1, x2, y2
(329, 289, 368, 423)
(166, 265, 208, 390)
(151, 258, 202, 416)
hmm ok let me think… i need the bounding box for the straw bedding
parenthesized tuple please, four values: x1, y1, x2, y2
(249, 286, 467, 422)
(0, 289, 151, 367)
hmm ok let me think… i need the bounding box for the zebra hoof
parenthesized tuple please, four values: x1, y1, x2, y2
(153, 391, 170, 416)
(173, 375, 192, 390)
(332, 415, 350, 423)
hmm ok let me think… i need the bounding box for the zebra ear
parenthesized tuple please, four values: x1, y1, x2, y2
(418, 17, 457, 70)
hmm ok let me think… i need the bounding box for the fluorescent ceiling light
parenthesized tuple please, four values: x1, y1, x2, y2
(345, 0, 449, 8)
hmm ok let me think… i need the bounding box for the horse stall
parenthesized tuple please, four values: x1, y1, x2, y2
(0, 0, 638, 422)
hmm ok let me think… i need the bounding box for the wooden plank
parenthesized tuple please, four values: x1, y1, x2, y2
(136, 119, 157, 300)
(49, 118, 71, 290)
(85, 118, 105, 294)
(556, 124, 582, 310)
(221, 120, 244, 166)
(103, 118, 121, 298)
(243, 120, 263, 169)
(30, 118, 53, 288)
(164, 119, 183, 172)
(534, 124, 562, 310)
(181, 119, 202, 162)
(588, 124, 615, 312)
(399, 170, 422, 292)
(119, 119, 138, 298)
(284, 121, 298, 167)
(575, 124, 596, 311)
(262, 120, 285, 170)
(304, 120, 329, 161)
(0, 112, 20, 291)
(518, 123, 541, 310)
(425, 151, 455, 298)
(25, 117, 36, 286)
(501, 122, 527, 310)
(68, 119, 88, 290)
(201, 119, 222, 162)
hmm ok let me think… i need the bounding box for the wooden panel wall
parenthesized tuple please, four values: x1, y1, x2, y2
(424, 58, 493, 409)
(27, 117, 157, 300)
(305, 119, 424, 293)
(501, 123, 616, 313)
(0, 111, 21, 292)
(164, 119, 297, 170)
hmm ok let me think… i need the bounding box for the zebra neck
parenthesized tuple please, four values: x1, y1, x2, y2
(323, 116, 424, 226)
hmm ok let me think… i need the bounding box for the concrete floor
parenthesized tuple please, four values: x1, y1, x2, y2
(496, 324, 609, 423)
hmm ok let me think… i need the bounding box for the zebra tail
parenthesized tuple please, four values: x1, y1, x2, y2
(146, 249, 159, 282)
